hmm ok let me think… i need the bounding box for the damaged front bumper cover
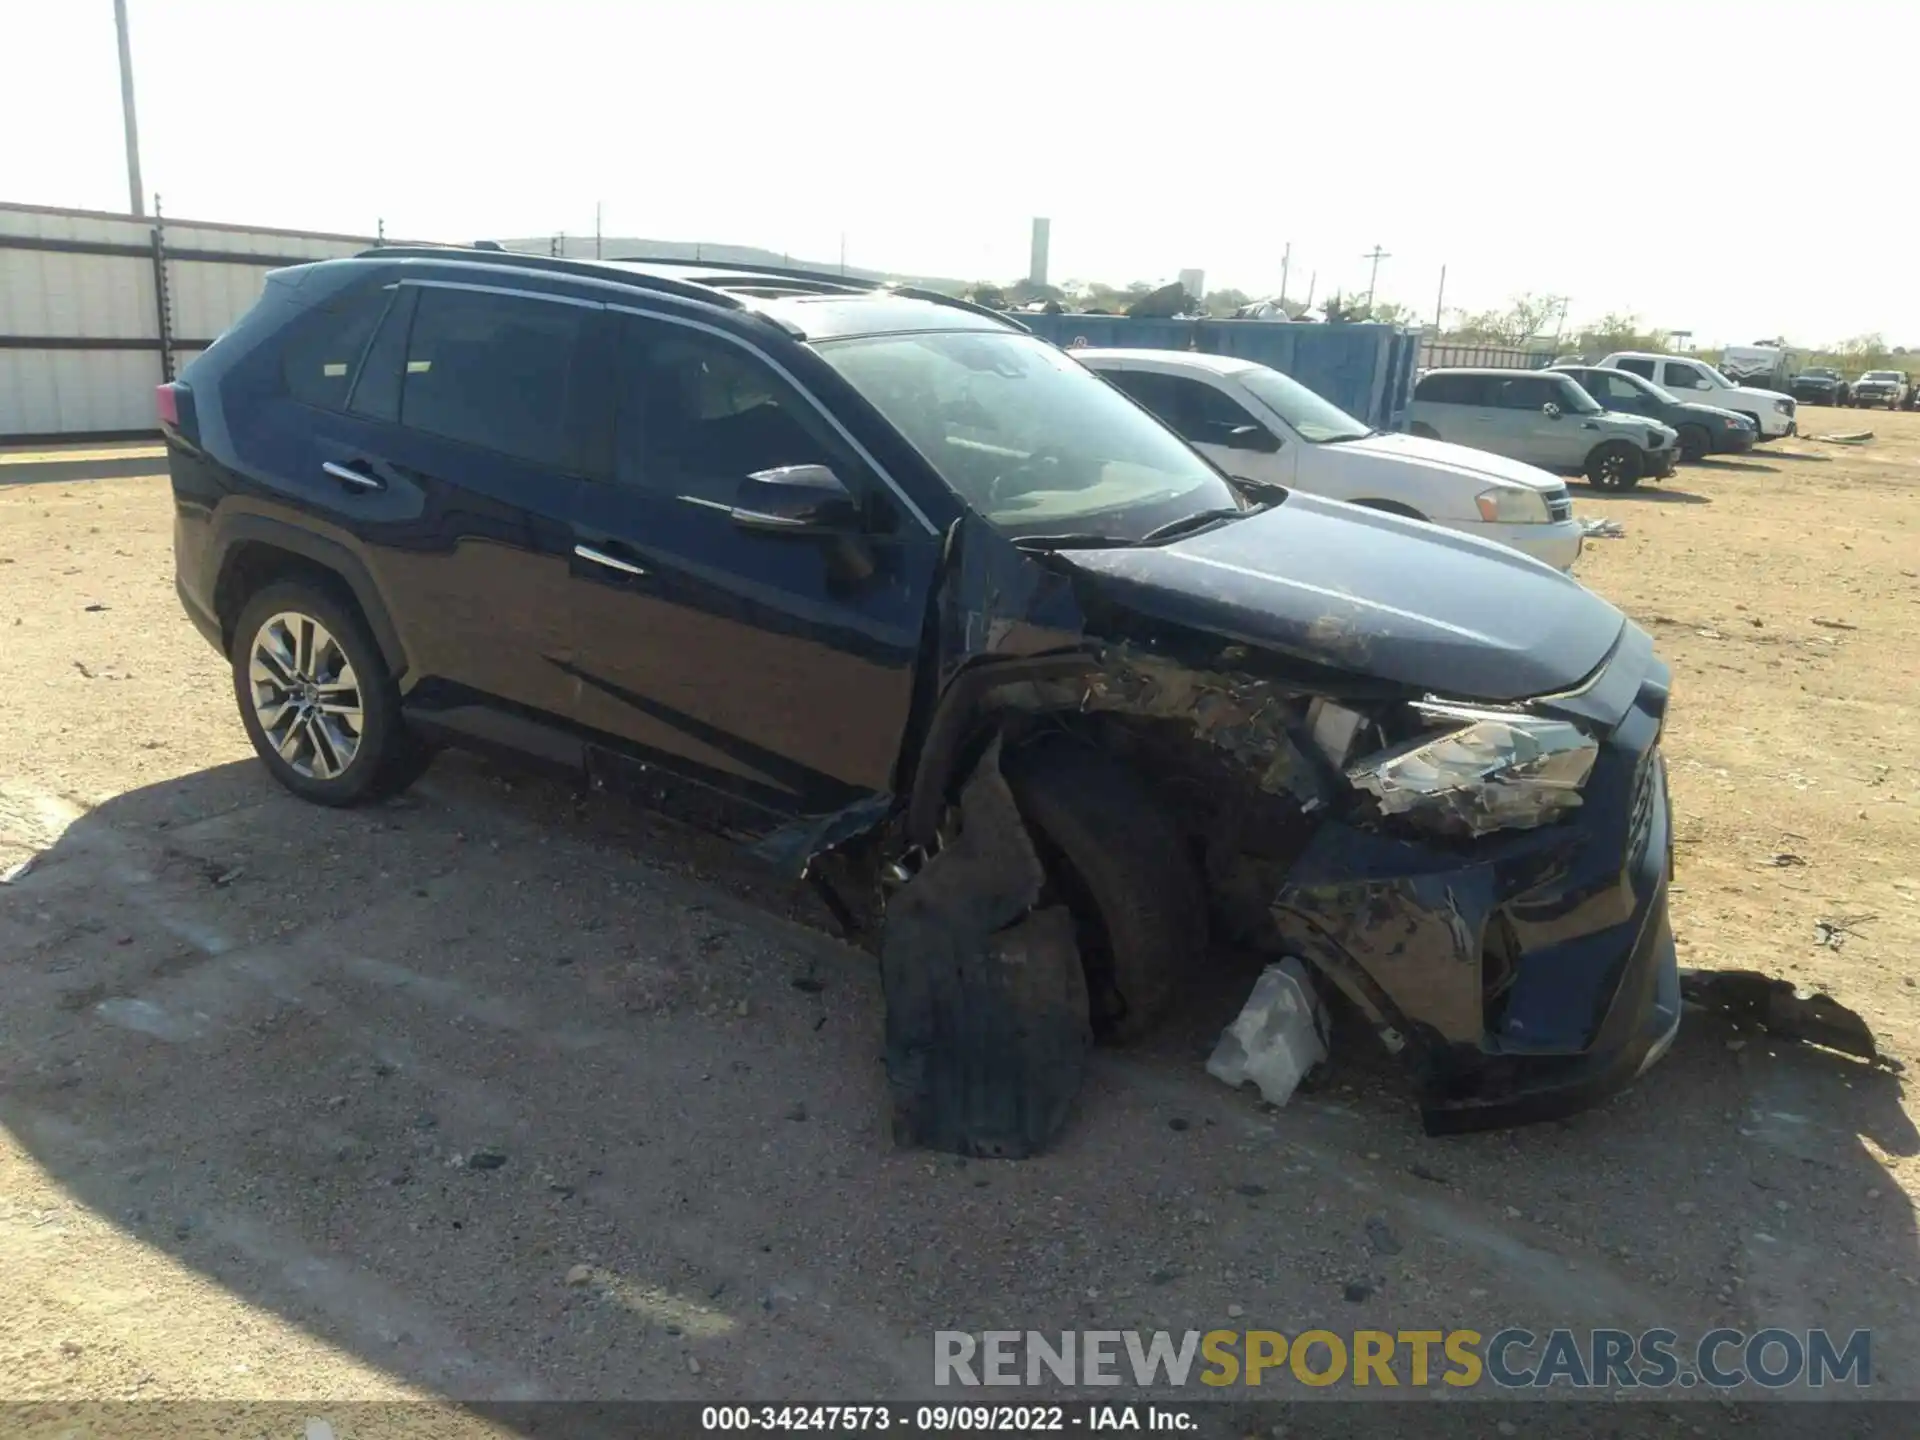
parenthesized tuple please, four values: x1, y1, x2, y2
(1274, 687, 1679, 1134)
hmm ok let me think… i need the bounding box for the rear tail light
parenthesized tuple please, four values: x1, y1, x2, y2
(156, 381, 198, 445)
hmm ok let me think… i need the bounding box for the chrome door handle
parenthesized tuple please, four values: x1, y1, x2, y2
(574, 543, 646, 576)
(322, 461, 384, 491)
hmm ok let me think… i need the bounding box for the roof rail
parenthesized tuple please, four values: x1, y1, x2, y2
(352, 245, 745, 310)
(609, 257, 1023, 331)
(608, 254, 880, 291)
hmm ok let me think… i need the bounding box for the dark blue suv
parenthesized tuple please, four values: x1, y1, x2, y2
(163, 248, 1679, 1150)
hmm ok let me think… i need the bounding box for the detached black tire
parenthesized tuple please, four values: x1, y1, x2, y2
(1585, 441, 1643, 490)
(1675, 424, 1711, 462)
(1002, 737, 1206, 1042)
(231, 581, 430, 806)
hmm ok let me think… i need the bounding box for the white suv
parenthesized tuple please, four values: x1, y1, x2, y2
(1595, 352, 1796, 439)
(1081, 350, 1585, 570)
(1407, 368, 1680, 492)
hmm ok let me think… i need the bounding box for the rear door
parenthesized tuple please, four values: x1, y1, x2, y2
(328, 280, 609, 731)
(558, 309, 943, 819)
(1412, 372, 1497, 447)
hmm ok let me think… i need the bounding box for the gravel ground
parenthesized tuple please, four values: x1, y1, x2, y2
(1, 426, 1915, 1425)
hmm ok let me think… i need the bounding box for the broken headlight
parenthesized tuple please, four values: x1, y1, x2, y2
(1345, 704, 1598, 838)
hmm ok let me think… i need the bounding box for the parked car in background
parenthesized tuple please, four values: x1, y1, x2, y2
(1849, 370, 1912, 410)
(1550, 364, 1757, 461)
(1082, 350, 1584, 570)
(1407, 368, 1679, 491)
(159, 247, 1681, 1140)
(1594, 353, 1796, 440)
(1790, 367, 1851, 407)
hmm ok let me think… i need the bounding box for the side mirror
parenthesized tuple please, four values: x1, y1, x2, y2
(730, 464, 861, 535)
(1541, 402, 1562, 419)
(1226, 423, 1282, 453)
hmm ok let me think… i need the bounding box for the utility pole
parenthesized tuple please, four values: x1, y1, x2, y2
(113, 0, 145, 216)
(1433, 265, 1447, 331)
(1278, 242, 1291, 306)
(1547, 294, 1571, 348)
(1304, 271, 1317, 310)
(1360, 245, 1390, 308)
(594, 202, 602, 259)
(839, 231, 847, 275)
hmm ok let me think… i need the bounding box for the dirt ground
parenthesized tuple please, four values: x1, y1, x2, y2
(1, 416, 1916, 1423)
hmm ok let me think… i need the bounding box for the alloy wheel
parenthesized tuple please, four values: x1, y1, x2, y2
(247, 611, 364, 780)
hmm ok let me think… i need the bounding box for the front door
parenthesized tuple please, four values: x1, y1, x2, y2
(561, 310, 943, 820)
(1101, 367, 1294, 489)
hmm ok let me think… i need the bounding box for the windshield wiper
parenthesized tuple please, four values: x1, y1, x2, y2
(1010, 532, 1136, 551)
(1136, 506, 1252, 544)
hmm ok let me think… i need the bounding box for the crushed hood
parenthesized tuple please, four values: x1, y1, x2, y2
(1338, 431, 1566, 493)
(1052, 493, 1626, 702)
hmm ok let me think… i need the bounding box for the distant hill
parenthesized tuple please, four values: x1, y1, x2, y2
(494, 235, 970, 294)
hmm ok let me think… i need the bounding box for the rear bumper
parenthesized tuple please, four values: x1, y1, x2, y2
(1449, 516, 1584, 571)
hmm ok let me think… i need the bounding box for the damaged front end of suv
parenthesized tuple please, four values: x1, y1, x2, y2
(811, 496, 1680, 1157)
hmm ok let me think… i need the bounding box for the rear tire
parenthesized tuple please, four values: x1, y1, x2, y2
(231, 581, 431, 807)
(1675, 424, 1711, 462)
(1001, 737, 1206, 1043)
(1585, 441, 1643, 490)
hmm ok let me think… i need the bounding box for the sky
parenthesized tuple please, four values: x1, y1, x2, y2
(2, 0, 1912, 348)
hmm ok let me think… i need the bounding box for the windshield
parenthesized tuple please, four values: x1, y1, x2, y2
(1553, 378, 1604, 415)
(814, 332, 1242, 542)
(1863, 370, 1902, 382)
(1805, 369, 1838, 380)
(1231, 366, 1372, 443)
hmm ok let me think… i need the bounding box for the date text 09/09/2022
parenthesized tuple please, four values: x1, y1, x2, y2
(701, 1406, 1191, 1431)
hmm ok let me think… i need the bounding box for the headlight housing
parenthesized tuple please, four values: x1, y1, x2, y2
(1474, 486, 1549, 524)
(1774, 398, 1793, 412)
(1346, 704, 1599, 838)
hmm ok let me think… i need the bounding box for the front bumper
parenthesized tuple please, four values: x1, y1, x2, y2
(1272, 626, 1678, 1133)
(1853, 390, 1900, 408)
(1449, 516, 1584, 572)
(1715, 426, 1758, 454)
(1646, 443, 1678, 478)
(1755, 407, 1796, 438)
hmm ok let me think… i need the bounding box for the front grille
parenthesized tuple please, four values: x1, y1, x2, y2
(1547, 492, 1572, 522)
(1627, 748, 1662, 860)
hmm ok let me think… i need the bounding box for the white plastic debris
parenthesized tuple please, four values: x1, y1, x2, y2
(1206, 958, 1329, 1106)
(1579, 516, 1625, 538)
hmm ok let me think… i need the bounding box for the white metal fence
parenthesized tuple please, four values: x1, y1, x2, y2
(0, 201, 389, 442)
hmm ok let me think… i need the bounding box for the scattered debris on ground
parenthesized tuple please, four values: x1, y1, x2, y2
(1205, 958, 1330, 1106)
(1811, 617, 1860, 631)
(1579, 517, 1627, 538)
(1813, 913, 1877, 951)
(1808, 431, 1874, 444)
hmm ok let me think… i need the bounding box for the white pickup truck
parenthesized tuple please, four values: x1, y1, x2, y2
(1595, 352, 1797, 440)
(1080, 349, 1585, 570)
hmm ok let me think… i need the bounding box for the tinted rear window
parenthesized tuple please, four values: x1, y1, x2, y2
(280, 287, 395, 411)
